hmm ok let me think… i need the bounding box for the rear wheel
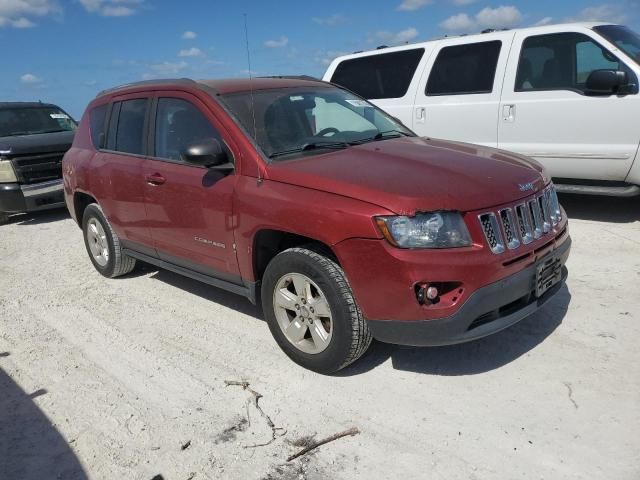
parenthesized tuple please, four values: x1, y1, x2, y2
(261, 247, 372, 373)
(82, 203, 136, 278)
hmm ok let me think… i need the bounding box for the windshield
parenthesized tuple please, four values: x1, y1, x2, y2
(594, 25, 640, 66)
(0, 106, 77, 137)
(219, 86, 414, 160)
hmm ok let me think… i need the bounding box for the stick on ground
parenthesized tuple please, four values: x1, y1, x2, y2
(287, 427, 360, 462)
(224, 380, 287, 448)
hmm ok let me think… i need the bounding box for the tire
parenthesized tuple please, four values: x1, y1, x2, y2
(0, 212, 8, 225)
(82, 203, 136, 278)
(261, 246, 372, 374)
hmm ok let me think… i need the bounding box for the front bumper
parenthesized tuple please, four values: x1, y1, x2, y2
(367, 237, 571, 346)
(0, 179, 65, 213)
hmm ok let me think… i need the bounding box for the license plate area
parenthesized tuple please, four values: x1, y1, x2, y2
(535, 255, 562, 298)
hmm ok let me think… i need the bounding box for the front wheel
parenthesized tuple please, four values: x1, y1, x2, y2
(261, 247, 372, 373)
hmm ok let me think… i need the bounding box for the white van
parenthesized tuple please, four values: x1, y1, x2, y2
(323, 23, 640, 196)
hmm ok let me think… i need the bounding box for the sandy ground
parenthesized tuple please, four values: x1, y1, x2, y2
(1, 194, 639, 480)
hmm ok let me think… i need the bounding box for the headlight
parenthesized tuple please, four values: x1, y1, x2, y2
(375, 212, 472, 249)
(0, 160, 17, 183)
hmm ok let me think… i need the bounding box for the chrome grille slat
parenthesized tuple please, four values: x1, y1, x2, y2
(499, 208, 520, 249)
(479, 213, 505, 254)
(479, 185, 561, 254)
(515, 203, 534, 244)
(528, 198, 543, 238)
(538, 195, 551, 233)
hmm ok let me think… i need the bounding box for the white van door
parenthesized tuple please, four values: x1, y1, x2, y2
(498, 28, 640, 181)
(411, 32, 515, 147)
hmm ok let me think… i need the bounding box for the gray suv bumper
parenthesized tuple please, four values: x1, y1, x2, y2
(0, 179, 65, 213)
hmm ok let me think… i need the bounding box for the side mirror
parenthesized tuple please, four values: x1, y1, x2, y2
(585, 69, 628, 95)
(182, 138, 229, 167)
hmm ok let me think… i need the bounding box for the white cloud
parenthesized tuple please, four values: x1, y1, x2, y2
(0, 0, 58, 28)
(178, 47, 203, 57)
(476, 6, 522, 29)
(79, 0, 141, 17)
(20, 73, 42, 84)
(182, 30, 197, 39)
(569, 5, 627, 23)
(397, 0, 431, 11)
(371, 27, 419, 45)
(312, 14, 346, 26)
(149, 61, 188, 75)
(440, 5, 522, 34)
(440, 13, 475, 33)
(264, 36, 288, 48)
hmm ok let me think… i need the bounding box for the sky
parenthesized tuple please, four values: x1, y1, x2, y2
(1, 0, 640, 118)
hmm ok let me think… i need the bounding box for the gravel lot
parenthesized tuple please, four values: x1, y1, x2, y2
(1, 194, 639, 480)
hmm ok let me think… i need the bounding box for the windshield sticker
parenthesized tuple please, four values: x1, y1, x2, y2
(50, 113, 70, 119)
(346, 99, 369, 107)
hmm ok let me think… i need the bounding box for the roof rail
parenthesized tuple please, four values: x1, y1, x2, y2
(257, 75, 320, 81)
(96, 78, 197, 98)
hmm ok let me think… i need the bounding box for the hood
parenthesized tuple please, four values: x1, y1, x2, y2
(0, 131, 75, 157)
(266, 137, 548, 214)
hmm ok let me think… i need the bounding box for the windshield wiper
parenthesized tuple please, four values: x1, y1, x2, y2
(350, 129, 412, 146)
(373, 129, 411, 140)
(269, 141, 350, 158)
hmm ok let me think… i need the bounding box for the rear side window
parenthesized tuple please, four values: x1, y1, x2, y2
(154, 98, 220, 161)
(330, 48, 425, 99)
(89, 104, 107, 149)
(426, 41, 502, 96)
(109, 98, 148, 155)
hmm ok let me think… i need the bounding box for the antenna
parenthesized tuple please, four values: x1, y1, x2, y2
(243, 13, 262, 182)
(243, 14, 258, 145)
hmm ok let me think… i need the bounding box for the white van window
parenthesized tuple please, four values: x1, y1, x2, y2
(426, 41, 502, 96)
(515, 32, 634, 93)
(330, 49, 425, 100)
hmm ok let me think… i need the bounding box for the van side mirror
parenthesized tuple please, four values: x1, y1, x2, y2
(585, 69, 629, 95)
(182, 139, 229, 168)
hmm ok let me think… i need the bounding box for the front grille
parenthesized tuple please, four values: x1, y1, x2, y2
(10, 152, 65, 185)
(479, 184, 562, 255)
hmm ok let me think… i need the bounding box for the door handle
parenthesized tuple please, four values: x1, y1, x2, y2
(502, 104, 515, 122)
(415, 107, 426, 123)
(145, 173, 166, 185)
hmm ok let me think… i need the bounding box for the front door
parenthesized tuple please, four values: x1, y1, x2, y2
(412, 32, 514, 147)
(144, 92, 240, 282)
(498, 28, 640, 181)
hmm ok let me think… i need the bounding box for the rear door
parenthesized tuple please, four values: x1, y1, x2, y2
(412, 32, 515, 147)
(498, 28, 640, 180)
(91, 95, 153, 252)
(144, 92, 241, 282)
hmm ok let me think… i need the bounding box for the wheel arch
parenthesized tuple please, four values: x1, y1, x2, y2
(252, 229, 339, 282)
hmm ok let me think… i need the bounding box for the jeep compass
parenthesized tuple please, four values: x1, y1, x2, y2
(63, 77, 571, 373)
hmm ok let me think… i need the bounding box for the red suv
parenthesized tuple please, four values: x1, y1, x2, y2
(63, 77, 571, 373)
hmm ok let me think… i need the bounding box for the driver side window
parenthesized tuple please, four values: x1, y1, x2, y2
(515, 32, 633, 93)
(154, 98, 220, 161)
